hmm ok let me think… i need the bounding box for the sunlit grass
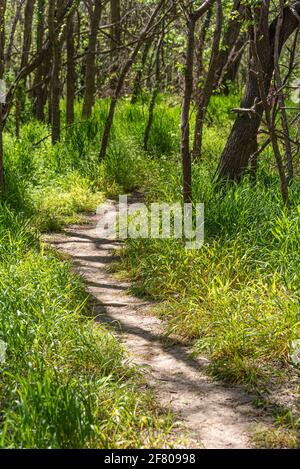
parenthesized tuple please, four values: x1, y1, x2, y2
(0, 206, 174, 448)
(0, 98, 181, 448)
(1, 92, 299, 447)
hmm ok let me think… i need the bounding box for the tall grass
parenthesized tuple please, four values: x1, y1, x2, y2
(0, 99, 179, 448)
(0, 205, 172, 448)
(1, 93, 299, 446)
(107, 95, 300, 387)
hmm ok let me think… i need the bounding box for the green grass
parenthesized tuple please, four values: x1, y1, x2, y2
(0, 205, 174, 448)
(104, 95, 300, 390)
(1, 92, 299, 447)
(252, 425, 300, 449)
(0, 99, 182, 448)
(106, 95, 300, 444)
(119, 168, 300, 387)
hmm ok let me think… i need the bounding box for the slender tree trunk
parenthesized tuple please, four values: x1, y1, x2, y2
(51, 37, 62, 144)
(82, 0, 102, 118)
(180, 0, 215, 202)
(49, 0, 75, 142)
(192, 0, 222, 159)
(109, 0, 121, 90)
(131, 39, 151, 104)
(66, 10, 75, 124)
(47, 0, 55, 124)
(110, 0, 121, 55)
(213, 0, 243, 89)
(194, 7, 212, 102)
(99, 0, 164, 161)
(181, 19, 195, 203)
(34, 0, 46, 121)
(218, 33, 246, 94)
(5, 0, 24, 70)
(0, 0, 6, 191)
(144, 35, 163, 151)
(1, 0, 76, 129)
(15, 0, 35, 136)
(274, 1, 293, 182)
(51, 0, 64, 144)
(217, 1, 300, 181)
(251, 10, 289, 204)
(21, 0, 35, 69)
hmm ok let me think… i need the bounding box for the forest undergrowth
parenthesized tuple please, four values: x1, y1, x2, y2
(1, 94, 300, 447)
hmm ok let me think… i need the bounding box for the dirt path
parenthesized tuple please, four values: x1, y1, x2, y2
(47, 198, 269, 449)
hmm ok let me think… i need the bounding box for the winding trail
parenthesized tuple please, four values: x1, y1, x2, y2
(47, 197, 269, 449)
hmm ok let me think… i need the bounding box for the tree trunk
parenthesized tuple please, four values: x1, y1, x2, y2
(213, 0, 243, 90)
(181, 19, 195, 203)
(217, 1, 300, 181)
(180, 0, 215, 202)
(218, 33, 246, 95)
(0, 0, 6, 191)
(34, 0, 46, 121)
(15, 0, 35, 135)
(109, 0, 121, 90)
(66, 10, 75, 124)
(82, 0, 102, 118)
(51, 36, 62, 144)
(251, 10, 289, 204)
(194, 7, 212, 101)
(5, 0, 24, 70)
(21, 0, 35, 69)
(51, 0, 63, 144)
(144, 35, 163, 151)
(274, 1, 293, 182)
(47, 0, 56, 124)
(99, 0, 164, 161)
(110, 0, 121, 57)
(192, 0, 222, 159)
(131, 39, 151, 104)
